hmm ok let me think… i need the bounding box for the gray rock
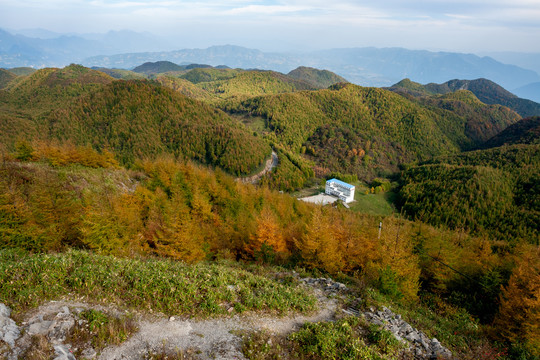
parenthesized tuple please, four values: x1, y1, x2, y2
(0, 304, 11, 318)
(81, 347, 97, 359)
(53, 344, 76, 360)
(28, 320, 53, 335)
(361, 305, 454, 359)
(405, 332, 420, 342)
(48, 317, 76, 343)
(419, 338, 430, 350)
(0, 305, 21, 348)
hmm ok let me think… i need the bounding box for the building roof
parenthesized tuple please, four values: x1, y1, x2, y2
(326, 178, 355, 189)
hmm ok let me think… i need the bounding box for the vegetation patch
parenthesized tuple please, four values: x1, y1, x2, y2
(0, 250, 317, 317)
(67, 309, 138, 355)
(19, 335, 55, 360)
(288, 316, 399, 360)
(241, 330, 289, 360)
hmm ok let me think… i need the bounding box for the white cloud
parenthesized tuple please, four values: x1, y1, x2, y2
(1, 0, 539, 52)
(226, 4, 307, 15)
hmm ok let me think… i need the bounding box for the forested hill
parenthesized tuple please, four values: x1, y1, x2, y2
(1, 64, 114, 110)
(390, 78, 540, 118)
(225, 83, 520, 181)
(399, 144, 540, 243)
(287, 66, 348, 88)
(195, 70, 316, 101)
(482, 116, 540, 148)
(0, 68, 16, 89)
(46, 81, 271, 173)
(112, 66, 322, 103)
(0, 65, 271, 175)
(132, 60, 185, 74)
(418, 90, 520, 143)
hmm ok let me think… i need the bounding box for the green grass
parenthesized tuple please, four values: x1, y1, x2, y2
(231, 113, 268, 135)
(66, 309, 138, 355)
(348, 182, 396, 216)
(0, 250, 317, 317)
(288, 316, 401, 360)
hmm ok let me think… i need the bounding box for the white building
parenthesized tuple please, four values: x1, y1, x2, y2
(325, 178, 355, 203)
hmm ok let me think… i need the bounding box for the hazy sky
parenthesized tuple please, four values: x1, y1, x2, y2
(2, 0, 540, 52)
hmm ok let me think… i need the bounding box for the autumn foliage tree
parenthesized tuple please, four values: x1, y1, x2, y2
(295, 207, 343, 273)
(249, 206, 287, 262)
(493, 245, 540, 357)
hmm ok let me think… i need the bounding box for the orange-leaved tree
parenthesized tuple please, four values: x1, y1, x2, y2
(249, 206, 287, 261)
(295, 206, 343, 273)
(493, 245, 540, 356)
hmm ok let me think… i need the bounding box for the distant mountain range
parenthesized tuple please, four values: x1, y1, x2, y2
(81, 45, 540, 90)
(388, 78, 540, 118)
(0, 28, 173, 68)
(1, 28, 539, 90)
(513, 82, 540, 104)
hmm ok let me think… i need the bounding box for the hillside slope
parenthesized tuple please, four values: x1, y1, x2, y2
(287, 66, 347, 88)
(418, 90, 521, 143)
(399, 144, 540, 243)
(179, 67, 243, 84)
(226, 83, 518, 181)
(47, 81, 271, 174)
(391, 78, 540, 118)
(196, 70, 316, 101)
(482, 116, 540, 148)
(132, 61, 185, 75)
(0, 65, 271, 175)
(0, 68, 17, 89)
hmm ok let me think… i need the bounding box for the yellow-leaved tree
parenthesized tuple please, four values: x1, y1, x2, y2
(493, 245, 540, 356)
(249, 206, 287, 262)
(296, 206, 342, 273)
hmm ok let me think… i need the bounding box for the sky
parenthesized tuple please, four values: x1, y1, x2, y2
(2, 0, 540, 53)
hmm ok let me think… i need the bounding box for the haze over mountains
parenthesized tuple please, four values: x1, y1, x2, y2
(1, 28, 540, 93)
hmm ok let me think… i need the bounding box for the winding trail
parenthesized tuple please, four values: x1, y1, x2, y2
(236, 151, 278, 184)
(99, 288, 336, 360)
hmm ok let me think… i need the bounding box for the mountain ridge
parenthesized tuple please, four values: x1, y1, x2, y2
(81, 45, 540, 90)
(389, 78, 540, 118)
(2, 28, 535, 90)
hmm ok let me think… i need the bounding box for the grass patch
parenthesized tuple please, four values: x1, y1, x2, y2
(20, 335, 55, 360)
(366, 324, 402, 355)
(232, 113, 268, 135)
(144, 345, 198, 359)
(241, 330, 288, 360)
(349, 184, 396, 216)
(67, 309, 138, 355)
(0, 249, 316, 317)
(288, 316, 399, 360)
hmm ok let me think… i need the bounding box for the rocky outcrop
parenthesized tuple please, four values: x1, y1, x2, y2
(361, 306, 453, 359)
(0, 302, 107, 360)
(0, 304, 21, 350)
(299, 277, 348, 294)
(298, 277, 453, 359)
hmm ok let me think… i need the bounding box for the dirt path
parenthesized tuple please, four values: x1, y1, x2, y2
(99, 288, 336, 360)
(236, 151, 278, 184)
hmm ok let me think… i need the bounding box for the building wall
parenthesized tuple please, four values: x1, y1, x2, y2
(325, 180, 355, 203)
